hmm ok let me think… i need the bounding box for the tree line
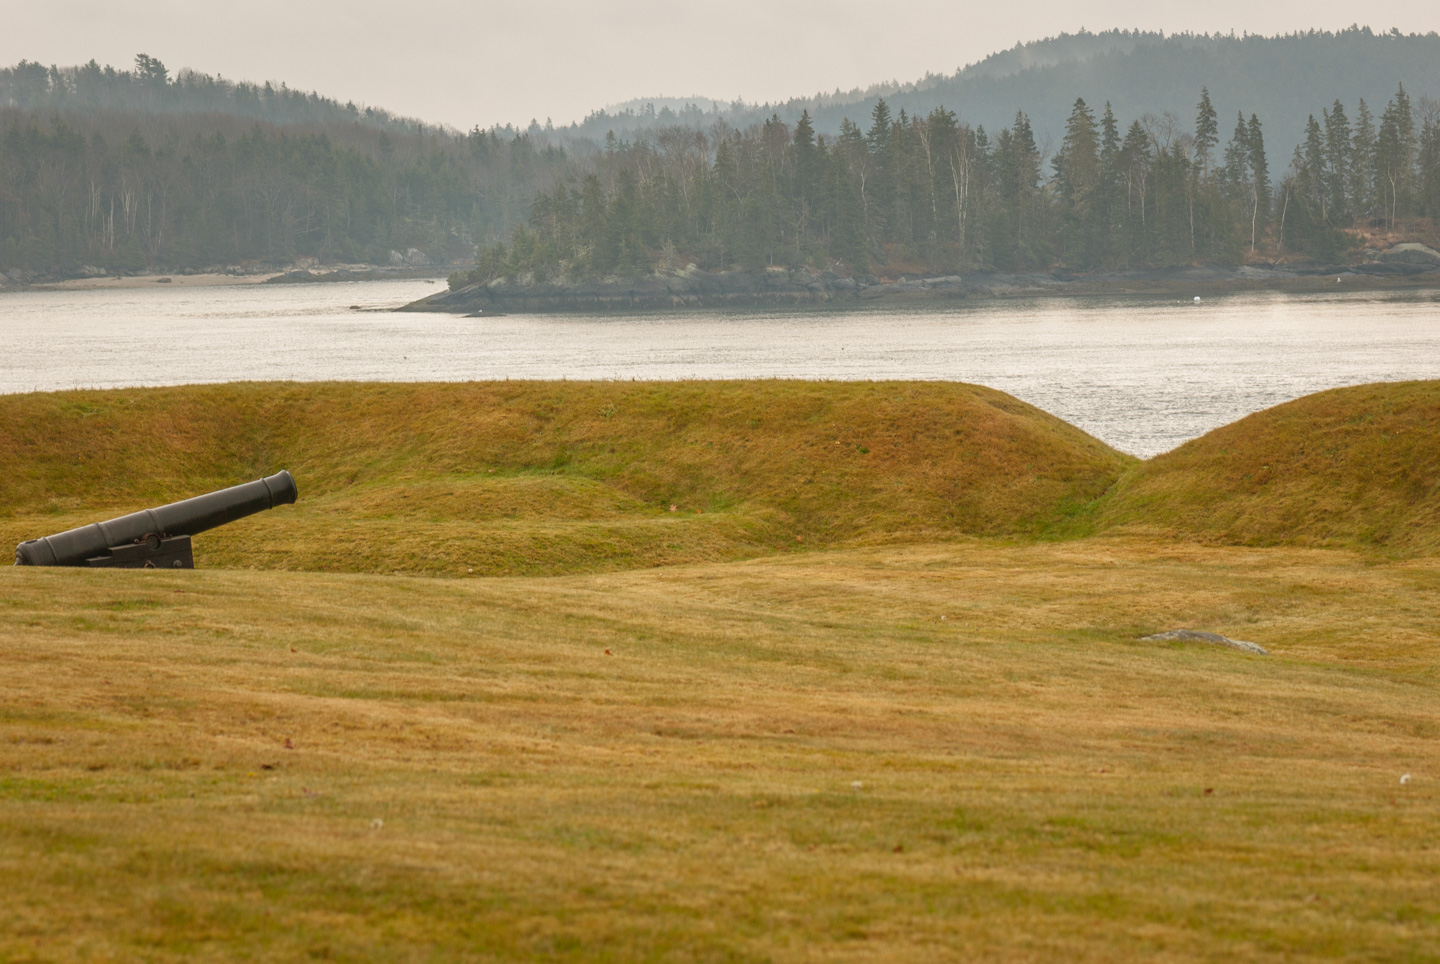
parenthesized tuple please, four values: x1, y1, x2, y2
(4, 53, 1438, 282)
(0, 55, 573, 275)
(570, 28, 1440, 166)
(457, 84, 1440, 285)
(1, 54, 434, 134)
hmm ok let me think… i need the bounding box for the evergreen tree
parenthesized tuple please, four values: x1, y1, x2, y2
(1118, 120, 1153, 265)
(1220, 112, 1268, 252)
(1322, 101, 1352, 221)
(925, 107, 973, 266)
(1419, 107, 1440, 219)
(1151, 142, 1193, 264)
(891, 107, 923, 245)
(792, 109, 817, 211)
(1222, 112, 1249, 192)
(1374, 84, 1417, 228)
(1053, 98, 1101, 266)
(1097, 103, 1122, 263)
(835, 117, 873, 258)
(1278, 119, 1346, 258)
(1194, 87, 1219, 179)
(1302, 114, 1328, 222)
(865, 99, 895, 238)
(990, 112, 1044, 269)
(1351, 99, 1376, 218)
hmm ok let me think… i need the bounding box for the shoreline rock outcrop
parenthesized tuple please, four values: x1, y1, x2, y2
(402, 245, 1440, 315)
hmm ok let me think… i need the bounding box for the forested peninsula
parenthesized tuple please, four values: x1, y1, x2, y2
(3, 32, 1439, 301)
(425, 85, 1440, 312)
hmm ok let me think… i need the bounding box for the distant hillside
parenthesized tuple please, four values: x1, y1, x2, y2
(0, 55, 573, 278)
(0, 54, 438, 135)
(573, 28, 1440, 158)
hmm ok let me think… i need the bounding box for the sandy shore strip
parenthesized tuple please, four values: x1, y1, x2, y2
(24, 272, 284, 291)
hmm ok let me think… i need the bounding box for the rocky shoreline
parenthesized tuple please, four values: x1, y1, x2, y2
(0, 247, 464, 291)
(404, 243, 1440, 314)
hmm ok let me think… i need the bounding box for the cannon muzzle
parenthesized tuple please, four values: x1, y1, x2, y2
(15, 470, 297, 568)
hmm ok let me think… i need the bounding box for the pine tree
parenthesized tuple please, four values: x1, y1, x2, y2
(1419, 108, 1440, 220)
(793, 109, 816, 208)
(1097, 103, 1122, 263)
(1008, 112, 1044, 267)
(1322, 101, 1351, 220)
(1151, 143, 1193, 265)
(1351, 99, 1376, 218)
(1118, 119, 1153, 266)
(1194, 87, 1219, 179)
(1222, 112, 1250, 193)
(1054, 98, 1101, 266)
(862, 99, 897, 241)
(1374, 84, 1416, 228)
(1302, 114, 1327, 221)
(829, 120, 870, 268)
(866, 99, 893, 156)
(1246, 114, 1270, 251)
(891, 107, 921, 245)
(925, 107, 972, 266)
(836, 118, 872, 256)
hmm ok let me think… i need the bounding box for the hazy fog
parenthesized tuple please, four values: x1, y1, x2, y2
(3, 0, 1435, 130)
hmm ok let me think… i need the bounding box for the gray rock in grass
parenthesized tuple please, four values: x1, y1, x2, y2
(1140, 629, 1269, 655)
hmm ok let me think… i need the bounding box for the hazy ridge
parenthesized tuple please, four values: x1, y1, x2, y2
(582, 28, 1440, 159)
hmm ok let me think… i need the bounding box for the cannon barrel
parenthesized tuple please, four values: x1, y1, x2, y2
(15, 470, 297, 567)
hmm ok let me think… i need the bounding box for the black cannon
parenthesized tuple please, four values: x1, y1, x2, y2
(14, 470, 298, 569)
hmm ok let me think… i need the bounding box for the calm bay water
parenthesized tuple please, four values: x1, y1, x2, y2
(2, 278, 1438, 457)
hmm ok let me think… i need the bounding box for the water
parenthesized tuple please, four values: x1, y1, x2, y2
(2, 278, 1438, 457)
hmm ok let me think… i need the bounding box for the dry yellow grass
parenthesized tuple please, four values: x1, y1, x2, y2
(2, 381, 1438, 960)
(1098, 380, 1440, 555)
(0, 381, 1129, 576)
(1, 541, 1437, 960)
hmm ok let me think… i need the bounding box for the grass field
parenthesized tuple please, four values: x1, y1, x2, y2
(2, 382, 1437, 961)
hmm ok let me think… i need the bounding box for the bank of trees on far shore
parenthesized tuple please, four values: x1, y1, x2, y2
(457, 85, 1440, 286)
(4, 55, 1438, 282)
(0, 56, 571, 275)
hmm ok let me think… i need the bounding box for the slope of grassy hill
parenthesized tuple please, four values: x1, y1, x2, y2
(1097, 381, 1440, 555)
(0, 381, 1132, 575)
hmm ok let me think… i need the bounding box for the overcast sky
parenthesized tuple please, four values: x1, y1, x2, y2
(3, 1, 1434, 130)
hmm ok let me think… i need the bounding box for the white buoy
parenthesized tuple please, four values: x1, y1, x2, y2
(1193, 296, 1201, 303)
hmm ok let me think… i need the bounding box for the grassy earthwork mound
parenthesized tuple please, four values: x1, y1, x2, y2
(1097, 380, 1440, 555)
(0, 380, 1133, 575)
